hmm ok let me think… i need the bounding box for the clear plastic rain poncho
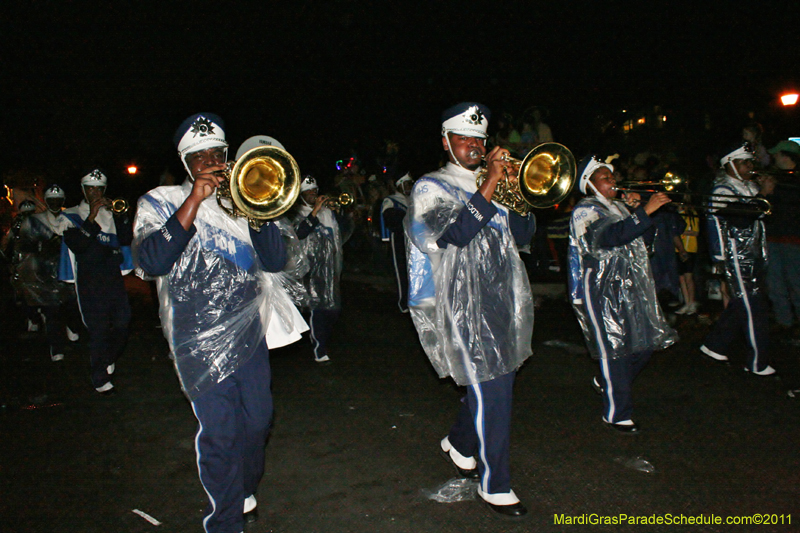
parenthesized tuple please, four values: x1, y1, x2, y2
(11, 212, 75, 307)
(133, 181, 307, 400)
(567, 195, 677, 360)
(404, 165, 534, 386)
(706, 173, 768, 298)
(290, 204, 342, 310)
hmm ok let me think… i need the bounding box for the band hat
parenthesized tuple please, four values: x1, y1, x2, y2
(175, 113, 228, 157)
(44, 184, 66, 200)
(19, 200, 37, 214)
(441, 102, 491, 139)
(768, 140, 800, 155)
(395, 173, 413, 189)
(300, 175, 318, 192)
(235, 135, 286, 161)
(720, 144, 754, 167)
(80, 169, 108, 188)
(577, 155, 614, 194)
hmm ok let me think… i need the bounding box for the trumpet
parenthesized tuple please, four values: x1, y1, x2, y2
(111, 198, 129, 214)
(473, 143, 577, 215)
(325, 192, 354, 211)
(616, 172, 684, 191)
(612, 188, 772, 216)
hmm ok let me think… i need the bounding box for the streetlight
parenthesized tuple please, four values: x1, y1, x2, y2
(781, 93, 799, 106)
(127, 165, 138, 175)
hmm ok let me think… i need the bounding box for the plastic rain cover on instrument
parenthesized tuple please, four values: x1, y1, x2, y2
(568, 196, 677, 360)
(133, 183, 305, 400)
(404, 173, 534, 386)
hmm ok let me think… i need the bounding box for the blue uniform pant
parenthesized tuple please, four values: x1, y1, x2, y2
(389, 233, 408, 312)
(447, 372, 515, 495)
(703, 292, 770, 372)
(599, 351, 651, 423)
(191, 343, 272, 533)
(309, 308, 340, 359)
(77, 285, 130, 389)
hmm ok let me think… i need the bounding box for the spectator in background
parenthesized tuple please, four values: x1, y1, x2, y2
(763, 140, 800, 338)
(531, 107, 553, 143)
(742, 122, 770, 168)
(674, 195, 701, 315)
(490, 113, 520, 156)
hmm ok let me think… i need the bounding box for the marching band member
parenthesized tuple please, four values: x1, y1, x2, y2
(380, 173, 412, 313)
(18, 185, 80, 360)
(568, 156, 677, 434)
(290, 175, 343, 363)
(61, 170, 133, 394)
(700, 144, 775, 375)
(134, 113, 288, 532)
(405, 102, 536, 519)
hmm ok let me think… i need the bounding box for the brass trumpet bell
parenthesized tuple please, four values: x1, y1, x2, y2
(517, 143, 577, 209)
(327, 192, 353, 210)
(111, 198, 129, 214)
(477, 142, 577, 214)
(217, 145, 301, 229)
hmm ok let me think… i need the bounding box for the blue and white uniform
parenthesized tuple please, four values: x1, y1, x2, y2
(568, 193, 677, 424)
(135, 179, 295, 533)
(292, 199, 342, 361)
(405, 161, 535, 501)
(702, 173, 770, 372)
(60, 200, 133, 390)
(380, 189, 409, 312)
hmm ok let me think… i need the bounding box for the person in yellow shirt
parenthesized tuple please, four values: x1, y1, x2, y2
(675, 199, 700, 315)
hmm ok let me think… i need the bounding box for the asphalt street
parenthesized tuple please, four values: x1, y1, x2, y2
(1, 273, 798, 533)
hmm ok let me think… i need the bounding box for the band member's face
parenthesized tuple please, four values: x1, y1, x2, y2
(400, 181, 413, 195)
(185, 147, 226, 179)
(301, 189, 318, 204)
(731, 158, 754, 179)
(45, 197, 64, 214)
(83, 185, 105, 203)
(444, 133, 485, 170)
(589, 167, 617, 199)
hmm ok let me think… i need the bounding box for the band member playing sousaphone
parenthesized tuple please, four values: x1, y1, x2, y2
(134, 113, 294, 532)
(568, 156, 676, 435)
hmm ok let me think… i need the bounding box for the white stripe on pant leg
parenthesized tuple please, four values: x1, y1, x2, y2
(600, 357, 615, 423)
(190, 401, 217, 533)
(583, 268, 615, 422)
(310, 309, 321, 358)
(470, 382, 491, 493)
(730, 239, 760, 369)
(390, 233, 405, 311)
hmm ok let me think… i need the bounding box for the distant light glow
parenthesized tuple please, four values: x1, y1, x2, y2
(637, 117, 646, 125)
(127, 165, 138, 175)
(781, 93, 799, 106)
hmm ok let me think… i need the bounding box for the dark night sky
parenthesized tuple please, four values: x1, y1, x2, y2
(5, 1, 800, 198)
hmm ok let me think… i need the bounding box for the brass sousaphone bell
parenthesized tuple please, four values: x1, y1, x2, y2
(216, 145, 301, 229)
(476, 142, 577, 215)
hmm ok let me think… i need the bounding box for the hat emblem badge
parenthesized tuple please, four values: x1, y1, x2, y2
(190, 117, 216, 138)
